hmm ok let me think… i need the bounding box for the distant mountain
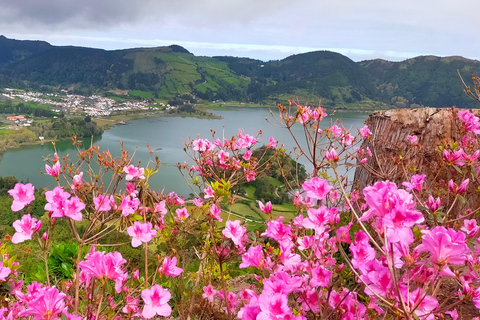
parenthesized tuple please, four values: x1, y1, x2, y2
(360, 55, 480, 108)
(0, 35, 52, 67)
(1, 35, 480, 109)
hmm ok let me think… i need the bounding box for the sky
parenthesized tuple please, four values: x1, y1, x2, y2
(0, 0, 478, 62)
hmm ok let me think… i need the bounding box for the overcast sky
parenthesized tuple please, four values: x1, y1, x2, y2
(0, 0, 478, 62)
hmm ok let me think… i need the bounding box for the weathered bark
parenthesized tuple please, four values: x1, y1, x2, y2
(353, 107, 464, 190)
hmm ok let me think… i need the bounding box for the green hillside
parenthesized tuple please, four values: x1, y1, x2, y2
(0, 36, 479, 109)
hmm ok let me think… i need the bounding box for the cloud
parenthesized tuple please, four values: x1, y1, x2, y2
(0, 0, 479, 61)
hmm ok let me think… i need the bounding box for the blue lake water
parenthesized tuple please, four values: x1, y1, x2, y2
(0, 107, 369, 196)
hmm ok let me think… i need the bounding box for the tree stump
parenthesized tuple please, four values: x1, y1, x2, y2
(353, 107, 464, 190)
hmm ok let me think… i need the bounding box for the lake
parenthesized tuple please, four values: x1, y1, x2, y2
(0, 107, 369, 196)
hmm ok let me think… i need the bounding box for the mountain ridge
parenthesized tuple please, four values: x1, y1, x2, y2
(1, 36, 479, 109)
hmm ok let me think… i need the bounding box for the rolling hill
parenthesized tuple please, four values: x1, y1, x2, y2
(1, 36, 480, 109)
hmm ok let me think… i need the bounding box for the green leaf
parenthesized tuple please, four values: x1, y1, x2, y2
(453, 165, 463, 174)
(458, 195, 466, 204)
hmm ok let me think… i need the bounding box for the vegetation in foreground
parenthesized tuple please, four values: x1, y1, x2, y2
(2, 76, 480, 319)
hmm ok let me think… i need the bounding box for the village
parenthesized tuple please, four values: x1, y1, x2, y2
(0, 89, 168, 119)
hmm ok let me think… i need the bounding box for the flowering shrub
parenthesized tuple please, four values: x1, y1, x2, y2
(0, 102, 480, 319)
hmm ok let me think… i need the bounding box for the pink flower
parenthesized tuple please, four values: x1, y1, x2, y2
(45, 187, 71, 216)
(261, 216, 292, 244)
(359, 125, 372, 138)
(93, 194, 112, 212)
(457, 178, 470, 194)
(462, 219, 479, 238)
(141, 285, 172, 318)
(158, 256, 183, 277)
(223, 220, 246, 248)
(310, 265, 331, 288)
(202, 285, 217, 302)
(330, 125, 342, 137)
(244, 170, 256, 182)
(78, 250, 128, 293)
(458, 109, 480, 134)
(123, 165, 145, 181)
(425, 195, 441, 211)
(407, 135, 418, 144)
(12, 214, 42, 244)
(210, 204, 222, 222)
(127, 222, 157, 247)
(63, 196, 85, 221)
(243, 150, 252, 161)
(402, 174, 427, 191)
(326, 148, 339, 162)
(268, 137, 278, 148)
(119, 195, 141, 216)
(122, 296, 139, 315)
(417, 226, 470, 266)
(258, 201, 272, 214)
(193, 198, 203, 208)
(240, 245, 264, 269)
(125, 182, 138, 197)
(204, 186, 214, 199)
(45, 161, 60, 178)
(175, 207, 189, 222)
(18, 286, 67, 319)
(302, 177, 333, 200)
(70, 172, 83, 190)
(8, 183, 35, 211)
(0, 262, 11, 281)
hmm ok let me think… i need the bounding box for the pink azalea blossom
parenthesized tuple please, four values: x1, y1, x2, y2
(258, 201, 272, 214)
(243, 150, 252, 161)
(70, 172, 83, 190)
(462, 219, 479, 238)
(223, 220, 246, 248)
(407, 135, 418, 144)
(45, 161, 60, 178)
(210, 204, 222, 222)
(458, 109, 480, 134)
(8, 183, 35, 211)
(0, 262, 11, 281)
(193, 198, 203, 207)
(45, 187, 71, 217)
(158, 256, 184, 277)
(18, 286, 67, 319)
(330, 125, 342, 137)
(78, 250, 128, 293)
(244, 170, 256, 182)
(341, 132, 355, 146)
(202, 285, 217, 302)
(93, 194, 112, 212)
(425, 195, 441, 211)
(302, 177, 333, 200)
(123, 165, 146, 181)
(204, 186, 214, 199)
(125, 182, 139, 197)
(119, 195, 141, 216)
(239, 245, 264, 269)
(310, 265, 331, 288)
(154, 201, 168, 216)
(417, 226, 470, 266)
(141, 285, 172, 318)
(268, 137, 278, 148)
(63, 196, 85, 221)
(12, 214, 42, 244)
(175, 207, 189, 222)
(127, 222, 157, 247)
(326, 148, 339, 162)
(402, 174, 427, 191)
(122, 296, 139, 315)
(359, 125, 372, 138)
